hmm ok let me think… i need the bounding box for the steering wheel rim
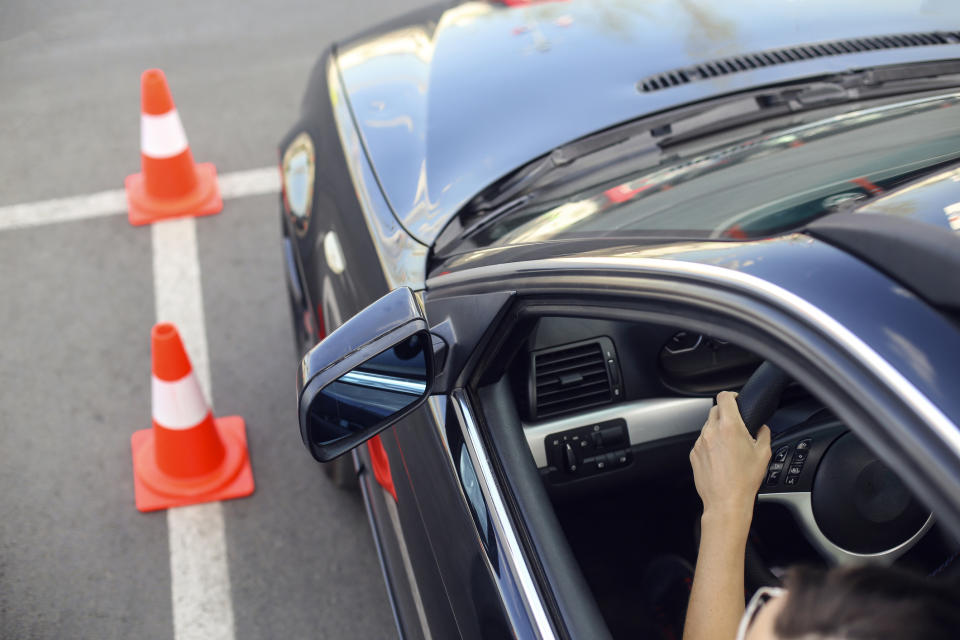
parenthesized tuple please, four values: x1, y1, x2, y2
(734, 361, 933, 577)
(735, 361, 792, 438)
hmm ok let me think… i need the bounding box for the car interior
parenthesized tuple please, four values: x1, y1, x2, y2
(469, 311, 960, 639)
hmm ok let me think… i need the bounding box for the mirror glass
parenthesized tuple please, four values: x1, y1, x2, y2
(307, 332, 429, 446)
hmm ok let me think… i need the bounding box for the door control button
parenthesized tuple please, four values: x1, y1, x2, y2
(599, 425, 625, 446)
(546, 418, 629, 479)
(564, 443, 577, 473)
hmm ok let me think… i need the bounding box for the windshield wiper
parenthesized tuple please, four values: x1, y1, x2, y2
(658, 59, 960, 147)
(460, 124, 661, 237)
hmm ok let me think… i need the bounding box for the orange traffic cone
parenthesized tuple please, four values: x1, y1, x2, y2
(130, 323, 253, 512)
(124, 69, 222, 226)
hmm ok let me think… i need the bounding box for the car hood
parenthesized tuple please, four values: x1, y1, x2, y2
(334, 0, 960, 246)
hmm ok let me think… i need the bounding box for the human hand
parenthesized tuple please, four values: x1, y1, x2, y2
(689, 391, 771, 531)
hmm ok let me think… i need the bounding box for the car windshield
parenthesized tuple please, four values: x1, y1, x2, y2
(467, 92, 960, 248)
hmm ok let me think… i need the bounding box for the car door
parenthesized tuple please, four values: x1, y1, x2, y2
(429, 242, 960, 629)
(417, 238, 960, 534)
(298, 287, 554, 640)
(300, 234, 960, 640)
(379, 289, 590, 640)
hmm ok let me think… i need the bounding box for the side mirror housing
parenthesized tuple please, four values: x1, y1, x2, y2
(297, 288, 434, 462)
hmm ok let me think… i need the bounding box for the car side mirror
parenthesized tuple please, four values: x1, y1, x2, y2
(297, 288, 435, 462)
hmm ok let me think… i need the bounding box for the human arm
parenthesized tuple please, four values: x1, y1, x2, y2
(682, 391, 771, 640)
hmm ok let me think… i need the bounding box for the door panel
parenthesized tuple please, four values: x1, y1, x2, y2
(391, 399, 516, 639)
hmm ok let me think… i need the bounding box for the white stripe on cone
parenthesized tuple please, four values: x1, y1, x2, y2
(141, 110, 190, 159)
(152, 372, 210, 429)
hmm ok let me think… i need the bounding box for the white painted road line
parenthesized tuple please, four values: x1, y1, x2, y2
(153, 219, 235, 640)
(0, 166, 279, 232)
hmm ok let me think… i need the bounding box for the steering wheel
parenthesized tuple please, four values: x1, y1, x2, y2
(736, 362, 933, 580)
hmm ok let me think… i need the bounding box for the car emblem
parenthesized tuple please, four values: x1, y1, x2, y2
(282, 132, 316, 236)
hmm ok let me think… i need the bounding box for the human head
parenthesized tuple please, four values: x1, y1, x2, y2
(743, 564, 960, 639)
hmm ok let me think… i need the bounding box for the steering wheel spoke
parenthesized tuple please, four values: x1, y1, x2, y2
(758, 491, 935, 566)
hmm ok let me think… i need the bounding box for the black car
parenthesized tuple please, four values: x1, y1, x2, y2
(279, 2, 960, 638)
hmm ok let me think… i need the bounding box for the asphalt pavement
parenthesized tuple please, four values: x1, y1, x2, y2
(0, 1, 435, 638)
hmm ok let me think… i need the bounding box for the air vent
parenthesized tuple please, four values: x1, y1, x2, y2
(530, 337, 621, 419)
(638, 31, 960, 92)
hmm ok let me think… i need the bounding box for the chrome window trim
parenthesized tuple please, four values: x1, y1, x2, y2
(451, 390, 557, 640)
(428, 393, 541, 638)
(430, 256, 960, 461)
(758, 491, 935, 566)
(524, 397, 712, 468)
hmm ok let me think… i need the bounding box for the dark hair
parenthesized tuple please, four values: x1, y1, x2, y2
(774, 565, 960, 639)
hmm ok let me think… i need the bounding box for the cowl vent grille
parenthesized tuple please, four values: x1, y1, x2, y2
(639, 31, 960, 93)
(530, 338, 618, 419)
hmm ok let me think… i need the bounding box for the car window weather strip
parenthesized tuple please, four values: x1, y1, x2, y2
(451, 390, 558, 640)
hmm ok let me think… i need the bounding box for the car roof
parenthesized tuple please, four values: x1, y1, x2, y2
(334, 0, 960, 247)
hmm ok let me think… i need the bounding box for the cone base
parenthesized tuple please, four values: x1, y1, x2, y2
(125, 162, 223, 226)
(131, 415, 254, 512)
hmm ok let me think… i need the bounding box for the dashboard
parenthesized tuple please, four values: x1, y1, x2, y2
(500, 316, 761, 491)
